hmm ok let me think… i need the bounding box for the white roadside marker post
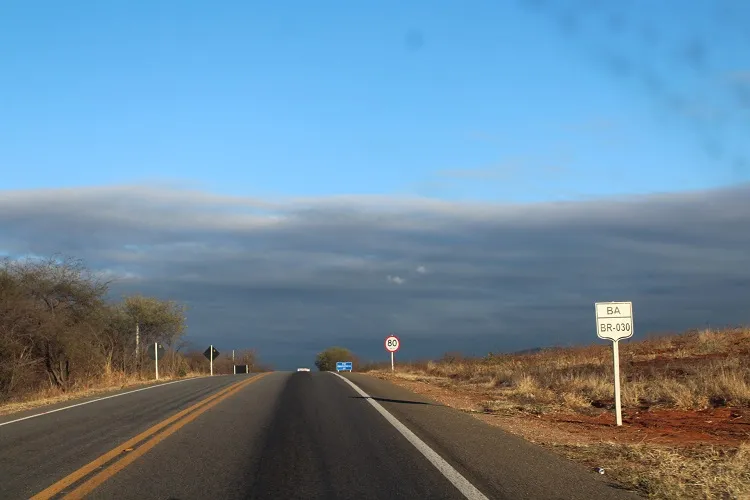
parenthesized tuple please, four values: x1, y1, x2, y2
(595, 302, 634, 426)
(203, 346, 219, 376)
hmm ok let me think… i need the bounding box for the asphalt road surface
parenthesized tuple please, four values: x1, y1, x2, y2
(0, 372, 641, 499)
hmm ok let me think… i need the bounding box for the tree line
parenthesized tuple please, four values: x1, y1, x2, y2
(0, 255, 266, 404)
(314, 346, 359, 371)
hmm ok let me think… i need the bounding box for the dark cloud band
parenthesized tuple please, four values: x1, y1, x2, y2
(1, 184, 749, 368)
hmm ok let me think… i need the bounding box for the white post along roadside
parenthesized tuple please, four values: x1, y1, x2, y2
(384, 334, 400, 372)
(595, 301, 634, 426)
(147, 343, 164, 381)
(203, 345, 220, 376)
(154, 342, 159, 380)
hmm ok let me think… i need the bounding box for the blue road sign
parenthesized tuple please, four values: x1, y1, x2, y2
(336, 361, 353, 372)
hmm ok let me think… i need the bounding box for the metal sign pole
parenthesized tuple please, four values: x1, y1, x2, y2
(210, 344, 214, 376)
(391, 351, 394, 372)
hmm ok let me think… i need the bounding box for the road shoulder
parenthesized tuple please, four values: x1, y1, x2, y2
(342, 372, 640, 500)
(0, 375, 215, 423)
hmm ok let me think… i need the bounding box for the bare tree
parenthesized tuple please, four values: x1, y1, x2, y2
(1, 256, 108, 390)
(0, 255, 192, 402)
(234, 349, 257, 370)
(122, 294, 187, 370)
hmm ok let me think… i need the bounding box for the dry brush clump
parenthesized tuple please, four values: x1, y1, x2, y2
(371, 328, 750, 414)
(315, 346, 360, 372)
(552, 442, 750, 500)
(0, 255, 195, 404)
(206, 349, 274, 374)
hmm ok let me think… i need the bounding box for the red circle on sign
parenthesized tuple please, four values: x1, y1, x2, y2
(384, 335, 400, 352)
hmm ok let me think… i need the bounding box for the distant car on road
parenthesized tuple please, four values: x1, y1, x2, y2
(297, 367, 310, 372)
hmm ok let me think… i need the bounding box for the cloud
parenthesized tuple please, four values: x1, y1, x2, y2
(416, 266, 427, 274)
(1, 183, 750, 368)
(435, 166, 518, 181)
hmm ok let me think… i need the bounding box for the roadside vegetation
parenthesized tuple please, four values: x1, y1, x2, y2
(366, 328, 750, 413)
(315, 346, 359, 371)
(0, 255, 268, 413)
(208, 349, 274, 375)
(364, 327, 750, 499)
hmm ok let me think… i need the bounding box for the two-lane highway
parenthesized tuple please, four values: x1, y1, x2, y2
(0, 372, 641, 499)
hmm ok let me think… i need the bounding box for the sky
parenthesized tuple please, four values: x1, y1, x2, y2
(1, 1, 749, 369)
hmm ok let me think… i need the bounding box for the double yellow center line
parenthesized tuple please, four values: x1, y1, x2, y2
(31, 373, 269, 500)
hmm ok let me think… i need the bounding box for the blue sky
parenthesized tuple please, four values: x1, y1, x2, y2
(2, 0, 748, 203)
(1, 1, 750, 367)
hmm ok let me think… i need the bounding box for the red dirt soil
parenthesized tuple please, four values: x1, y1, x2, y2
(544, 407, 750, 446)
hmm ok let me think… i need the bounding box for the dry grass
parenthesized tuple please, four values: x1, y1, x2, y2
(0, 370, 204, 417)
(553, 443, 750, 500)
(376, 369, 750, 498)
(380, 328, 750, 414)
(366, 327, 750, 499)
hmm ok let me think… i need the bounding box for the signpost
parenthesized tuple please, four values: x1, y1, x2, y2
(147, 342, 165, 380)
(203, 345, 220, 376)
(384, 335, 400, 372)
(595, 301, 634, 426)
(336, 361, 353, 372)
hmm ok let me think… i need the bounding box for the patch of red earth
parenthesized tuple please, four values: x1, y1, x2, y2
(545, 407, 750, 446)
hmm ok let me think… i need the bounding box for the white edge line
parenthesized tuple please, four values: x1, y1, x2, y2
(0, 377, 205, 427)
(332, 372, 489, 500)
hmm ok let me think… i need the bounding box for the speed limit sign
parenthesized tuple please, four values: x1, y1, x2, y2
(385, 335, 400, 353)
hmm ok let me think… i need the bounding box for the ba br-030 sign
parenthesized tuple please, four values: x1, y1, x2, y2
(595, 301, 633, 341)
(594, 301, 634, 427)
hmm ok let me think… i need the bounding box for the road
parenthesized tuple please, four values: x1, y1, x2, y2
(0, 372, 640, 500)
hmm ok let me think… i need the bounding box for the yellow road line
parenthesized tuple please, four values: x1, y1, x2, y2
(30, 378, 246, 500)
(31, 373, 269, 500)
